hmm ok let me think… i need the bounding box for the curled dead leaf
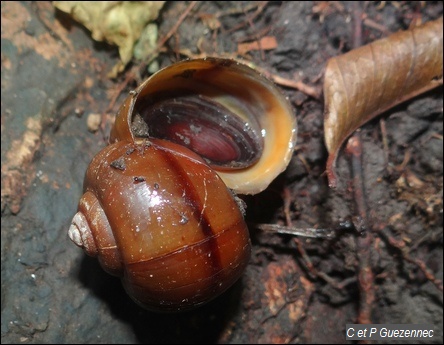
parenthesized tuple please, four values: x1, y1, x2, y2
(324, 17, 443, 188)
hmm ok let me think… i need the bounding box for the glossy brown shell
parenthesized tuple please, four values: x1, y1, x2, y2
(73, 139, 251, 311)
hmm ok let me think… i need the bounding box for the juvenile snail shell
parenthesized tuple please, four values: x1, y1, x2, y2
(69, 58, 297, 312)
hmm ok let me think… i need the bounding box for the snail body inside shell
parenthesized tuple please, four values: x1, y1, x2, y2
(69, 58, 296, 312)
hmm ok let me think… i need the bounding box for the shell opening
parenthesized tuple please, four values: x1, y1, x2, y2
(119, 58, 297, 194)
(136, 94, 263, 169)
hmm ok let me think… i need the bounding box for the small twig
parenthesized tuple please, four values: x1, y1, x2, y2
(215, 2, 262, 18)
(379, 118, 390, 168)
(347, 135, 368, 223)
(346, 133, 375, 325)
(254, 66, 322, 99)
(237, 25, 273, 43)
(346, 3, 375, 325)
(292, 235, 356, 291)
(283, 187, 293, 226)
(351, 3, 363, 48)
(271, 185, 356, 290)
(243, 7, 265, 60)
(254, 223, 337, 239)
(225, 1, 269, 34)
(378, 228, 443, 292)
(363, 17, 390, 35)
(260, 192, 354, 288)
(154, 1, 198, 60)
(296, 153, 311, 175)
(292, 237, 317, 280)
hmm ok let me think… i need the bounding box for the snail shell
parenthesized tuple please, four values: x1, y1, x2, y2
(69, 58, 297, 312)
(111, 58, 297, 194)
(70, 139, 251, 311)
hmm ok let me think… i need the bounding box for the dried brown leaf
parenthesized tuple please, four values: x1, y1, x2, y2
(324, 17, 443, 188)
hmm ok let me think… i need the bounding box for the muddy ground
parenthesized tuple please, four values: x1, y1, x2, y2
(1, 1, 442, 344)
